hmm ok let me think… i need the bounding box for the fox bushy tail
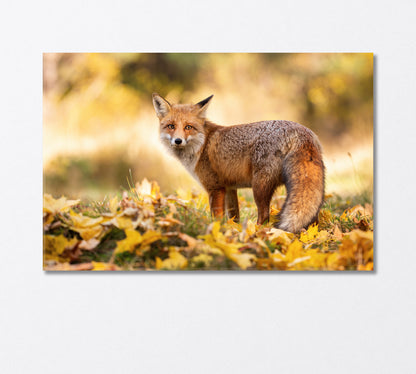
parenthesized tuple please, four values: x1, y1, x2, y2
(276, 145, 325, 233)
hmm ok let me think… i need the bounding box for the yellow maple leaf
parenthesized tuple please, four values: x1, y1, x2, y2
(267, 228, 293, 246)
(75, 226, 103, 241)
(270, 206, 280, 216)
(114, 229, 142, 254)
(135, 178, 161, 200)
(315, 230, 329, 243)
(139, 230, 162, 252)
(155, 257, 163, 269)
(239, 219, 258, 242)
(230, 252, 256, 270)
(339, 230, 373, 258)
(43, 194, 80, 215)
(43, 213, 55, 230)
(136, 178, 152, 196)
(327, 252, 341, 270)
(358, 262, 373, 271)
(299, 224, 319, 243)
(226, 216, 240, 227)
(267, 250, 286, 270)
(284, 239, 304, 264)
(211, 220, 221, 238)
(44, 235, 78, 255)
(112, 215, 141, 230)
(338, 238, 356, 262)
(287, 255, 311, 268)
(301, 249, 328, 269)
(347, 229, 373, 245)
(246, 219, 257, 236)
(198, 243, 224, 256)
(156, 250, 188, 270)
(200, 222, 256, 270)
(68, 210, 104, 240)
(253, 237, 269, 249)
(190, 254, 213, 267)
(108, 196, 119, 215)
(333, 230, 373, 269)
(319, 209, 333, 227)
(69, 210, 103, 228)
(43, 235, 79, 263)
(91, 262, 121, 271)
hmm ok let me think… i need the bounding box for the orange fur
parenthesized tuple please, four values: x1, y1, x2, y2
(153, 93, 325, 233)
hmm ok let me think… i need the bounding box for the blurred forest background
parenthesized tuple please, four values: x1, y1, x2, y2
(43, 53, 373, 202)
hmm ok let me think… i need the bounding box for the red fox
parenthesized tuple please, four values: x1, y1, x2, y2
(152, 93, 325, 233)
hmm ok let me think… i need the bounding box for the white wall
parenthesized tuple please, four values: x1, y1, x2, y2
(1, 0, 415, 373)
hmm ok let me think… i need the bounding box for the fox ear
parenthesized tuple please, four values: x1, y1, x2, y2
(195, 95, 213, 118)
(152, 93, 171, 119)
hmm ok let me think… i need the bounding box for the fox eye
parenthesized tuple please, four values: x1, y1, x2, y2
(167, 124, 175, 129)
(184, 125, 193, 130)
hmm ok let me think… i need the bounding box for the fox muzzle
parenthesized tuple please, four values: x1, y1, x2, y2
(171, 137, 186, 147)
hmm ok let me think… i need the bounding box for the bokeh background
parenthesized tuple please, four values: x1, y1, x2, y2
(43, 53, 373, 201)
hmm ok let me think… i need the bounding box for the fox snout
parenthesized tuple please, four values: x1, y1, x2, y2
(160, 132, 187, 147)
(171, 136, 187, 147)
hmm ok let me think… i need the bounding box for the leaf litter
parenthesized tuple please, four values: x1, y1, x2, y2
(43, 179, 373, 271)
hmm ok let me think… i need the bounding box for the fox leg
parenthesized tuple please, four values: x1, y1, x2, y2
(208, 188, 226, 219)
(252, 175, 277, 225)
(225, 189, 239, 222)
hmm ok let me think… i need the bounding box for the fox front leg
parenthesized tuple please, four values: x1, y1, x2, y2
(208, 189, 226, 219)
(225, 189, 239, 222)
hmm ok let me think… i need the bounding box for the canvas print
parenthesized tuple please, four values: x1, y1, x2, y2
(43, 53, 373, 271)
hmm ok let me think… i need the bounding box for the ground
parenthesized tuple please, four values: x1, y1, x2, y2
(43, 179, 373, 271)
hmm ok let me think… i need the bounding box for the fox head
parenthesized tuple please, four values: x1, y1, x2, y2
(152, 93, 213, 153)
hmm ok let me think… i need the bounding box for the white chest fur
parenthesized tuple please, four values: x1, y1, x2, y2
(160, 133, 205, 185)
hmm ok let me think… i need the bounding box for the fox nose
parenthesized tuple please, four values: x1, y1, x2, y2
(174, 138, 182, 145)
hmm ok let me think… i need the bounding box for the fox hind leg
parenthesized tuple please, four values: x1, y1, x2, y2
(252, 173, 278, 225)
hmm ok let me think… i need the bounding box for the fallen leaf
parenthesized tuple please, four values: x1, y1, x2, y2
(69, 210, 103, 228)
(44, 262, 94, 271)
(114, 229, 142, 254)
(111, 216, 141, 230)
(200, 221, 255, 269)
(178, 232, 199, 248)
(44, 235, 78, 255)
(156, 250, 188, 270)
(157, 214, 184, 227)
(91, 262, 121, 271)
(333, 225, 343, 240)
(190, 254, 213, 267)
(285, 239, 304, 264)
(267, 228, 293, 246)
(43, 194, 80, 215)
(139, 230, 162, 251)
(108, 196, 119, 215)
(299, 224, 319, 243)
(79, 238, 100, 250)
(43, 235, 79, 263)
